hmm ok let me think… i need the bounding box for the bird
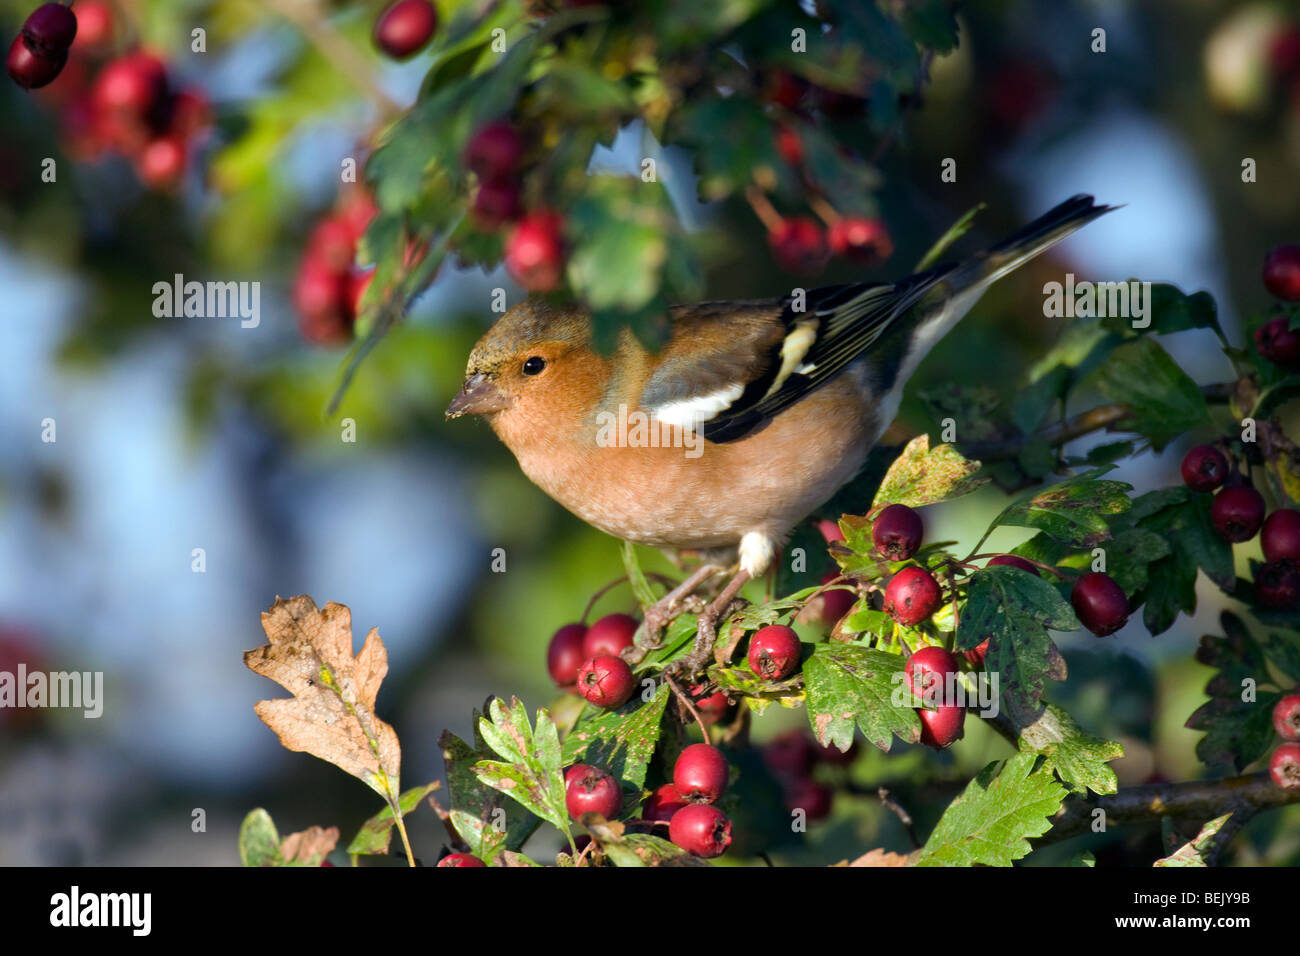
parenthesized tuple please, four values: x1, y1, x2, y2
(447, 194, 1115, 668)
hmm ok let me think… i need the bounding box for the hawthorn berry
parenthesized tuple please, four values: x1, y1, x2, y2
(1255, 561, 1300, 610)
(307, 217, 358, 272)
(547, 623, 587, 686)
(774, 124, 804, 166)
(1272, 694, 1300, 740)
(905, 646, 960, 701)
(668, 804, 732, 857)
(918, 704, 966, 749)
(1263, 244, 1300, 301)
(470, 178, 522, 230)
(642, 783, 689, 823)
(872, 503, 923, 560)
(673, 743, 728, 803)
(828, 217, 893, 264)
(1071, 572, 1129, 636)
(764, 70, 808, 109)
(987, 554, 1040, 575)
(884, 566, 942, 626)
(963, 639, 991, 669)
(22, 4, 78, 56)
(798, 569, 856, 626)
(505, 211, 566, 291)
(73, 1, 113, 50)
(816, 519, 844, 543)
(134, 135, 186, 189)
(1269, 742, 1300, 789)
(437, 853, 486, 867)
(748, 624, 801, 680)
(762, 729, 817, 780)
(93, 51, 168, 116)
(785, 779, 833, 820)
(1211, 485, 1266, 542)
(6, 35, 65, 89)
(576, 654, 635, 709)
(564, 764, 622, 819)
(582, 613, 638, 659)
(768, 217, 828, 274)
(1263, 509, 1300, 562)
(293, 260, 351, 345)
(373, 0, 437, 60)
(1180, 444, 1231, 492)
(689, 684, 730, 725)
(1253, 316, 1300, 368)
(464, 120, 526, 181)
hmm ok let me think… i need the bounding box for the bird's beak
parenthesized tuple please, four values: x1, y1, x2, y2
(446, 373, 510, 419)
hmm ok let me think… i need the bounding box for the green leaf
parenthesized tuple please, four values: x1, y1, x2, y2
(1013, 703, 1124, 795)
(803, 645, 922, 752)
(440, 724, 540, 861)
(914, 203, 985, 271)
(916, 753, 1067, 867)
(346, 781, 439, 856)
(1187, 615, 1280, 772)
(1087, 338, 1209, 449)
(473, 697, 571, 843)
(1130, 490, 1234, 633)
(1099, 528, 1172, 595)
(1263, 632, 1300, 681)
(238, 808, 282, 867)
(872, 434, 988, 509)
(898, 0, 961, 52)
(621, 540, 658, 608)
(918, 383, 1004, 443)
(1154, 813, 1232, 867)
(560, 682, 670, 790)
(988, 469, 1132, 547)
(1101, 283, 1222, 339)
(957, 566, 1077, 710)
(584, 818, 708, 867)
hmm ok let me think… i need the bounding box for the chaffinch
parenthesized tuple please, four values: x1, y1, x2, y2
(447, 195, 1112, 619)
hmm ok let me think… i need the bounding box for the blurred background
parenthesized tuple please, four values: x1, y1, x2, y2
(1, 0, 1299, 866)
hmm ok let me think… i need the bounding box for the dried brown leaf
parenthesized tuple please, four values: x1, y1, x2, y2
(279, 825, 339, 865)
(846, 848, 916, 867)
(245, 595, 401, 800)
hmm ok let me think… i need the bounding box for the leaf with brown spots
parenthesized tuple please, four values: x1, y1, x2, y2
(803, 645, 922, 752)
(873, 434, 987, 509)
(280, 825, 339, 865)
(244, 595, 401, 802)
(986, 467, 1132, 547)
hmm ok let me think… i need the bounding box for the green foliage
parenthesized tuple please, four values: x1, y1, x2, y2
(1013, 703, 1124, 796)
(871, 435, 988, 509)
(1087, 338, 1210, 449)
(803, 645, 922, 752)
(1154, 813, 1232, 867)
(347, 781, 440, 857)
(441, 724, 539, 861)
(984, 469, 1132, 548)
(561, 683, 671, 791)
(473, 697, 573, 846)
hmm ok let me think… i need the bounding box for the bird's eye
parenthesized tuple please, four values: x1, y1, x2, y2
(522, 356, 546, 376)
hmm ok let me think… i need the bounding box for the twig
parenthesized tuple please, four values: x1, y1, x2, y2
(877, 787, 922, 849)
(745, 186, 785, 232)
(664, 673, 711, 741)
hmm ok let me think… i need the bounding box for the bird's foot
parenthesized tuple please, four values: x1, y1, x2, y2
(668, 569, 752, 678)
(622, 563, 723, 666)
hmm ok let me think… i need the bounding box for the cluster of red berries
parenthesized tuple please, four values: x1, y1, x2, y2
(292, 190, 379, 346)
(762, 728, 854, 819)
(372, 0, 437, 60)
(547, 613, 639, 708)
(905, 646, 967, 748)
(641, 743, 733, 857)
(1268, 694, 1300, 790)
(1181, 444, 1300, 610)
(1254, 245, 1300, 365)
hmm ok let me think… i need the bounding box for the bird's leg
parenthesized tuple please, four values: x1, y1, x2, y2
(671, 569, 752, 677)
(623, 562, 724, 666)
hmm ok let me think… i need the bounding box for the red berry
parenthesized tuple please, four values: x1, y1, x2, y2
(1255, 561, 1300, 610)
(815, 519, 844, 544)
(642, 782, 688, 822)
(92, 51, 168, 117)
(784, 779, 832, 820)
(690, 684, 730, 725)
(1263, 244, 1300, 301)
(1211, 485, 1266, 542)
(437, 852, 486, 867)
(768, 217, 828, 274)
(747, 624, 801, 680)
(884, 566, 942, 626)
(800, 569, 856, 626)
(668, 804, 731, 857)
(564, 764, 622, 819)
(918, 704, 966, 749)
(962, 638, 991, 669)
(338, 189, 379, 243)
(73, 1, 114, 51)
(1180, 444, 1231, 492)
(1253, 316, 1300, 369)
(135, 135, 186, 188)
(987, 554, 1040, 575)
(546, 623, 588, 687)
(293, 260, 351, 345)
(581, 613, 638, 659)
(471, 178, 522, 230)
(765, 70, 808, 109)
(1071, 572, 1129, 636)
(576, 654, 635, 709)
(774, 124, 803, 166)
(872, 503, 923, 561)
(1269, 742, 1300, 789)
(169, 88, 212, 139)
(22, 4, 78, 55)
(672, 743, 728, 804)
(464, 120, 526, 181)
(762, 729, 817, 780)
(505, 211, 565, 291)
(7, 36, 66, 89)
(828, 217, 893, 264)
(1273, 694, 1300, 740)
(904, 646, 960, 701)
(307, 217, 358, 272)
(1263, 509, 1300, 562)
(373, 0, 438, 60)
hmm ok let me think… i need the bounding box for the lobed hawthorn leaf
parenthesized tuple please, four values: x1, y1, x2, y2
(803, 644, 922, 752)
(1186, 615, 1280, 772)
(872, 434, 988, 510)
(561, 682, 671, 790)
(472, 697, 571, 842)
(1099, 528, 1171, 595)
(918, 383, 1004, 443)
(1087, 337, 1209, 450)
(957, 566, 1078, 713)
(584, 818, 707, 867)
(346, 781, 439, 857)
(440, 726, 539, 862)
(1012, 702, 1124, 795)
(1262, 632, 1300, 681)
(916, 753, 1067, 867)
(1154, 813, 1233, 867)
(1099, 283, 1222, 339)
(987, 469, 1132, 548)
